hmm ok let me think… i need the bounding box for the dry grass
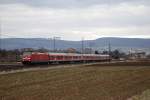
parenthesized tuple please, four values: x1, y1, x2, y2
(0, 64, 150, 100)
(128, 89, 150, 100)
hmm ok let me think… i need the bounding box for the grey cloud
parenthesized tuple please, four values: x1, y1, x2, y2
(0, 0, 150, 8)
(0, 0, 150, 40)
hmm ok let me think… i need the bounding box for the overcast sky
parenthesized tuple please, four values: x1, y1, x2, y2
(0, 0, 150, 40)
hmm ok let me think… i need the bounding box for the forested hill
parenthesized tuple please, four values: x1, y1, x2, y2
(1, 37, 150, 52)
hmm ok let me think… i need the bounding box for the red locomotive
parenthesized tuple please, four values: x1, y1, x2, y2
(22, 52, 110, 65)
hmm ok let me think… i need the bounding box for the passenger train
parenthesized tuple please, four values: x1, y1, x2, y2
(22, 52, 110, 65)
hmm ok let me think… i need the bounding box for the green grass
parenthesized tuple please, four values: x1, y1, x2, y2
(0, 65, 150, 100)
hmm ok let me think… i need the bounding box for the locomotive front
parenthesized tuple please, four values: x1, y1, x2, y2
(22, 52, 32, 64)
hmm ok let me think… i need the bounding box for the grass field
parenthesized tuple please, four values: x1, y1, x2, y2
(0, 63, 150, 100)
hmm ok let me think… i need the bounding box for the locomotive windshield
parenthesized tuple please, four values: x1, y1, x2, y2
(23, 52, 32, 56)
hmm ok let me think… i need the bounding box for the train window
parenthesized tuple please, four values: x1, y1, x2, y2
(58, 56, 63, 59)
(50, 56, 54, 59)
(73, 56, 77, 59)
(56, 56, 60, 59)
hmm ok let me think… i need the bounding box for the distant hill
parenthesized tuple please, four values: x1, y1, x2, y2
(1, 37, 150, 53)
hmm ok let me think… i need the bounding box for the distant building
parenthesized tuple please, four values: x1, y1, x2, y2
(129, 51, 146, 60)
(21, 48, 34, 52)
(84, 48, 92, 54)
(67, 48, 76, 53)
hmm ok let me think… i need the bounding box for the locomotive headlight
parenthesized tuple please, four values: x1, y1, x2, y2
(23, 57, 31, 61)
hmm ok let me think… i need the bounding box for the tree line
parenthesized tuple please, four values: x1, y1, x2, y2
(0, 48, 149, 62)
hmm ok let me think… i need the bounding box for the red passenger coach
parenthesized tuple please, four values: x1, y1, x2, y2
(48, 53, 82, 63)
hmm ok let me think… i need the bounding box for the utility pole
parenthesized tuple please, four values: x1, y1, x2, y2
(81, 38, 84, 54)
(0, 17, 1, 50)
(49, 38, 52, 52)
(89, 42, 92, 54)
(81, 38, 84, 63)
(109, 42, 111, 55)
(53, 36, 60, 52)
(108, 42, 111, 62)
(53, 37, 56, 52)
(130, 48, 133, 58)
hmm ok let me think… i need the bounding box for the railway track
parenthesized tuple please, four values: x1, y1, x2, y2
(0, 63, 24, 72)
(0, 61, 150, 74)
(0, 61, 114, 73)
(0, 62, 105, 75)
(0, 62, 98, 72)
